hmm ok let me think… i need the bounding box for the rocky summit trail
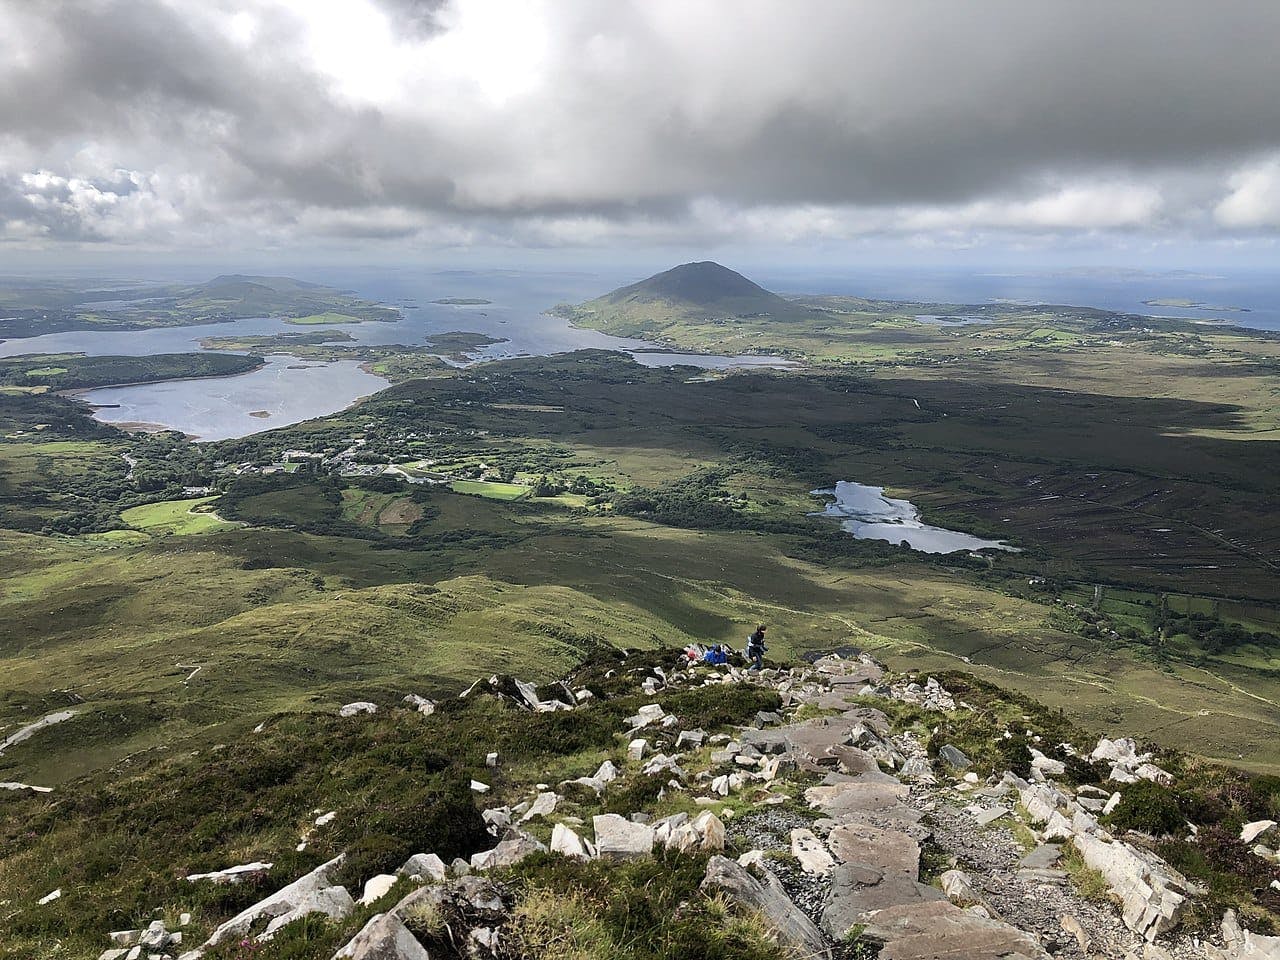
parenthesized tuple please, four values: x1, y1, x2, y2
(87, 652, 1279, 960)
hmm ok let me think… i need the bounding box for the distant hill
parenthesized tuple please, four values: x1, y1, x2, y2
(560, 261, 820, 337)
(602, 261, 788, 310)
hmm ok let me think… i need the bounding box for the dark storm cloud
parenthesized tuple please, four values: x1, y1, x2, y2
(2, 0, 1280, 247)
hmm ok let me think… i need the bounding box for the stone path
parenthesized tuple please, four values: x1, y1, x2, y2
(150, 650, 1274, 960)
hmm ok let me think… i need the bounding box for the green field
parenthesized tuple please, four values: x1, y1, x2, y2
(120, 497, 240, 536)
(451, 479, 531, 500)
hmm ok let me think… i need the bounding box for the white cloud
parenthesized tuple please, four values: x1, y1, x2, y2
(2, 1, 1280, 251)
(1215, 156, 1280, 228)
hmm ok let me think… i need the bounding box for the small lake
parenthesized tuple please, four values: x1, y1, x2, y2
(811, 480, 1017, 554)
(2, 269, 804, 438)
(77, 355, 389, 442)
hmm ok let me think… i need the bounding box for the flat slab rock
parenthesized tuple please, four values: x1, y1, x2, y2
(1019, 844, 1063, 871)
(860, 899, 1049, 960)
(823, 865, 946, 939)
(827, 822, 921, 879)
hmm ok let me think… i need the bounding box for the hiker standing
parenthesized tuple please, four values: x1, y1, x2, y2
(746, 625, 767, 672)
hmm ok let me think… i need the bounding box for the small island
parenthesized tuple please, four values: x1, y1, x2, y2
(431, 297, 493, 305)
(199, 330, 355, 351)
(0, 352, 264, 393)
(422, 330, 509, 362)
(1143, 297, 1249, 312)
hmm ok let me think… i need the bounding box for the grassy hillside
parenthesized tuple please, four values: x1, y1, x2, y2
(2, 341, 1278, 787)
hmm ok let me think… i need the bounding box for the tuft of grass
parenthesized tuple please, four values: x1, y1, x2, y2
(506, 852, 784, 960)
(1061, 843, 1113, 903)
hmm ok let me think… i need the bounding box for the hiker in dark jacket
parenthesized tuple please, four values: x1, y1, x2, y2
(746, 625, 767, 671)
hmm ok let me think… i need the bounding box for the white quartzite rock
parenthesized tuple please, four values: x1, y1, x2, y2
(183, 853, 346, 955)
(339, 702, 378, 717)
(592, 814, 654, 860)
(1072, 831, 1190, 941)
(398, 853, 446, 883)
(1242, 820, 1278, 844)
(333, 911, 430, 960)
(470, 835, 547, 872)
(518, 791, 560, 822)
(262, 885, 355, 939)
(550, 822, 593, 859)
(359, 874, 399, 906)
(402, 694, 436, 716)
(790, 828, 835, 876)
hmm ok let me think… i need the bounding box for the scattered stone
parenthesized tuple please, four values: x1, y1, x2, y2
(470, 835, 546, 872)
(627, 738, 648, 761)
(939, 868, 980, 905)
(518, 791, 560, 822)
(485, 751, 498, 767)
(593, 760, 619, 783)
(193, 853, 346, 951)
(470, 779, 491, 794)
(402, 694, 436, 716)
(676, 729, 706, 749)
(972, 806, 1010, 827)
(938, 744, 972, 771)
(339, 702, 377, 717)
(37, 888, 61, 904)
(1019, 844, 1063, 871)
(182, 861, 273, 887)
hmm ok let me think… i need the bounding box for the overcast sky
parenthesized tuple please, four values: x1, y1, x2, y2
(3, 0, 1280, 269)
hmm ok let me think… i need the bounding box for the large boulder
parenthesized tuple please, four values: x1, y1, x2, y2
(1216, 909, 1280, 960)
(334, 912, 430, 960)
(186, 854, 346, 954)
(550, 823, 593, 859)
(262, 885, 355, 939)
(398, 853, 446, 883)
(470, 835, 546, 872)
(1072, 831, 1191, 940)
(592, 814, 654, 860)
(700, 856, 831, 960)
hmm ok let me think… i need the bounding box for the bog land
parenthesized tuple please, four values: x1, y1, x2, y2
(1, 266, 1278, 792)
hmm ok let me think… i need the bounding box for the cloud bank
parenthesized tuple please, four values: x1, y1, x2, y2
(2, 0, 1280, 252)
